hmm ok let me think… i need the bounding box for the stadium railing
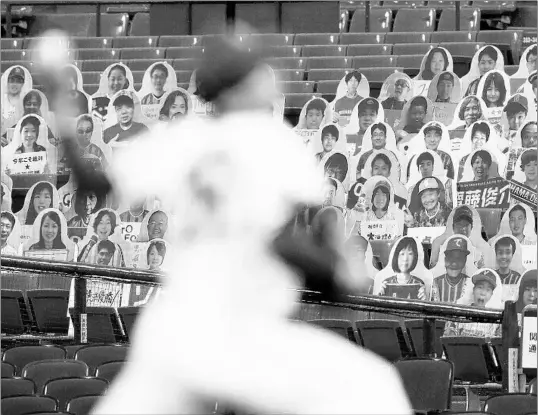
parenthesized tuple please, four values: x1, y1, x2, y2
(1, 254, 523, 394)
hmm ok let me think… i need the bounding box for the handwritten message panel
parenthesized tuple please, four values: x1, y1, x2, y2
(456, 177, 510, 209)
(86, 278, 124, 307)
(449, 129, 465, 152)
(8, 152, 47, 174)
(510, 181, 537, 212)
(406, 226, 446, 245)
(522, 316, 537, 370)
(433, 103, 457, 126)
(360, 220, 401, 241)
(141, 104, 161, 121)
(485, 107, 503, 126)
(413, 80, 430, 97)
(124, 242, 145, 269)
(193, 98, 217, 118)
(120, 222, 142, 243)
(522, 245, 537, 271)
(294, 129, 318, 148)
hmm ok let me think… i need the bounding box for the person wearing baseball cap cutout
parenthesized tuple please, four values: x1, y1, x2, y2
(345, 97, 384, 157)
(432, 71, 459, 103)
(406, 177, 451, 228)
(1, 65, 33, 131)
(379, 74, 412, 111)
(444, 269, 503, 338)
(103, 91, 149, 145)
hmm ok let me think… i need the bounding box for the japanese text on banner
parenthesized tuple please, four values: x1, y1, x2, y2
(360, 220, 401, 241)
(8, 152, 47, 174)
(510, 180, 538, 212)
(456, 178, 510, 209)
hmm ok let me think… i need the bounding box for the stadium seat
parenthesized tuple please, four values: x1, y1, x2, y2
(369, 240, 395, 269)
(119, 47, 166, 60)
(2, 362, 15, 378)
(70, 37, 113, 50)
(265, 57, 307, 70)
(307, 57, 353, 70)
(165, 47, 203, 60)
(27, 290, 70, 335)
(355, 320, 411, 362)
(427, 0, 456, 6)
(476, 209, 502, 239)
(274, 69, 305, 82)
(440, 42, 484, 58)
(349, 8, 393, 33)
(346, 44, 392, 56)
(293, 33, 340, 46)
(248, 34, 295, 46)
(22, 360, 89, 394)
(175, 70, 192, 84)
(64, 346, 85, 360)
(307, 69, 350, 82)
(90, 13, 129, 37)
(74, 345, 128, 376)
(301, 45, 347, 57)
(392, 8, 436, 32)
(130, 12, 150, 36)
(395, 358, 454, 411)
(1, 50, 27, 61)
(441, 337, 499, 383)
(2, 377, 36, 398)
(113, 36, 158, 49)
(477, 30, 524, 63)
(405, 319, 446, 357)
(79, 59, 117, 72)
(31, 13, 94, 36)
(308, 319, 363, 344)
(431, 31, 478, 43)
(3, 346, 66, 377)
(1, 290, 29, 335)
(385, 33, 431, 44)
(277, 81, 315, 94)
(352, 56, 397, 68)
(262, 46, 302, 58)
(69, 307, 125, 344)
(472, 0, 516, 12)
(1, 395, 58, 415)
(82, 72, 101, 86)
(0, 38, 23, 49)
(158, 36, 201, 47)
(95, 361, 124, 383)
(281, 2, 340, 33)
(235, 3, 279, 33)
(392, 43, 436, 56)
(44, 377, 108, 410)
(123, 59, 164, 72)
(396, 55, 426, 70)
(316, 79, 341, 95)
(85, 85, 99, 95)
(504, 65, 519, 76)
(66, 395, 100, 415)
(340, 33, 385, 45)
(437, 7, 481, 31)
(284, 93, 321, 109)
(77, 48, 119, 61)
(490, 337, 506, 375)
(484, 393, 537, 415)
(191, 3, 227, 35)
(171, 58, 201, 72)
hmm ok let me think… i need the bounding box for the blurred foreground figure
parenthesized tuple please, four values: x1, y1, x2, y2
(92, 34, 412, 415)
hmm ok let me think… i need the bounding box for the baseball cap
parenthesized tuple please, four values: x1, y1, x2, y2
(439, 72, 454, 83)
(418, 177, 439, 195)
(472, 269, 497, 289)
(113, 94, 134, 107)
(358, 98, 379, 113)
(8, 67, 25, 82)
(529, 72, 537, 84)
(395, 78, 410, 88)
(445, 236, 470, 255)
(453, 206, 473, 225)
(504, 94, 528, 113)
(423, 122, 443, 136)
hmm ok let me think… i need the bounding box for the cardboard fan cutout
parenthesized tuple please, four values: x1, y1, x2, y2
(458, 148, 503, 184)
(157, 87, 194, 122)
(489, 234, 525, 302)
(1, 65, 33, 132)
(1, 210, 22, 256)
(378, 72, 414, 112)
(511, 44, 537, 88)
(312, 123, 349, 163)
(53, 64, 92, 119)
(16, 180, 60, 228)
(293, 97, 334, 156)
(136, 209, 171, 243)
(360, 149, 407, 204)
(510, 148, 537, 212)
(373, 236, 433, 300)
(345, 97, 386, 157)
(1, 181, 12, 212)
(23, 208, 76, 261)
(499, 93, 532, 146)
(415, 47, 454, 82)
(406, 176, 451, 228)
(323, 177, 346, 209)
(138, 61, 178, 121)
(448, 95, 489, 133)
(515, 270, 538, 314)
(516, 71, 538, 122)
(427, 71, 462, 104)
(92, 62, 136, 122)
(460, 45, 505, 93)
(505, 121, 538, 178)
(344, 234, 378, 294)
(456, 268, 503, 309)
(477, 69, 511, 110)
(394, 96, 434, 153)
(495, 203, 537, 246)
(331, 71, 371, 127)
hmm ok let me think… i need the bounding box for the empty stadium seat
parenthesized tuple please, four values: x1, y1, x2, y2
(504, 65, 519, 76)
(476, 209, 502, 239)
(355, 320, 411, 362)
(278, 81, 315, 94)
(64, 346, 85, 360)
(395, 358, 454, 411)
(346, 44, 392, 56)
(2, 377, 36, 398)
(1, 49, 28, 61)
(123, 59, 164, 72)
(340, 33, 385, 45)
(2, 362, 15, 378)
(392, 43, 436, 56)
(119, 47, 166, 60)
(95, 361, 124, 383)
(440, 42, 484, 57)
(349, 8, 393, 33)
(308, 319, 362, 344)
(385, 32, 431, 44)
(484, 393, 537, 415)
(113, 36, 158, 49)
(71, 37, 113, 49)
(3, 346, 66, 377)
(530, 378, 537, 395)
(165, 47, 203, 60)
(31, 13, 93, 37)
(66, 395, 100, 415)
(307, 57, 353, 70)
(130, 12, 150, 36)
(68, 307, 124, 344)
(80, 59, 117, 72)
(74, 345, 128, 376)
(392, 8, 436, 32)
(235, 3, 279, 33)
(90, 13, 129, 37)
(437, 7, 481, 31)
(22, 360, 89, 394)
(281, 2, 340, 33)
(1, 290, 29, 335)
(285, 93, 321, 109)
(191, 3, 227, 35)
(27, 290, 70, 335)
(431, 31, 478, 43)
(274, 69, 305, 82)
(266, 57, 307, 70)
(158, 36, 201, 47)
(293, 33, 340, 46)
(175, 70, 192, 84)
(1, 395, 58, 415)
(405, 319, 446, 357)
(171, 58, 201, 72)
(307, 69, 350, 82)
(384, 0, 426, 8)
(44, 377, 108, 410)
(477, 30, 524, 62)
(77, 48, 119, 61)
(248, 34, 295, 46)
(316, 79, 341, 95)
(396, 54, 426, 69)
(302, 45, 347, 57)
(262, 46, 302, 58)
(82, 72, 101, 86)
(0, 38, 23, 50)
(352, 56, 397, 68)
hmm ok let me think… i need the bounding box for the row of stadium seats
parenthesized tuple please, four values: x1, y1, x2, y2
(2, 393, 100, 415)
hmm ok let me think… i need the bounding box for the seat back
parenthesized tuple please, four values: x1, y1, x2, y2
(95, 361, 124, 383)
(405, 319, 446, 357)
(308, 319, 362, 345)
(74, 344, 128, 375)
(484, 393, 537, 415)
(392, 8, 435, 32)
(2, 362, 15, 378)
(355, 320, 409, 361)
(0, 395, 57, 415)
(395, 358, 453, 411)
(66, 394, 100, 415)
(441, 336, 496, 383)
(22, 359, 89, 394)
(44, 377, 108, 410)
(69, 307, 124, 343)
(27, 290, 70, 334)
(3, 345, 66, 377)
(350, 8, 393, 33)
(530, 377, 537, 395)
(438, 7, 480, 32)
(89, 13, 129, 37)
(130, 13, 150, 36)
(1, 377, 36, 398)
(1, 290, 29, 335)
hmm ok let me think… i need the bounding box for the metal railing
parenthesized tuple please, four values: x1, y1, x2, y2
(1, 254, 519, 392)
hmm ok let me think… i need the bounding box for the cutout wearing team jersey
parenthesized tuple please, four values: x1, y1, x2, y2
(1, 210, 21, 256)
(138, 61, 177, 120)
(331, 71, 370, 127)
(489, 234, 525, 301)
(293, 97, 334, 156)
(345, 97, 385, 157)
(460, 45, 505, 94)
(1, 65, 33, 136)
(406, 176, 451, 228)
(92, 62, 136, 122)
(428, 71, 461, 127)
